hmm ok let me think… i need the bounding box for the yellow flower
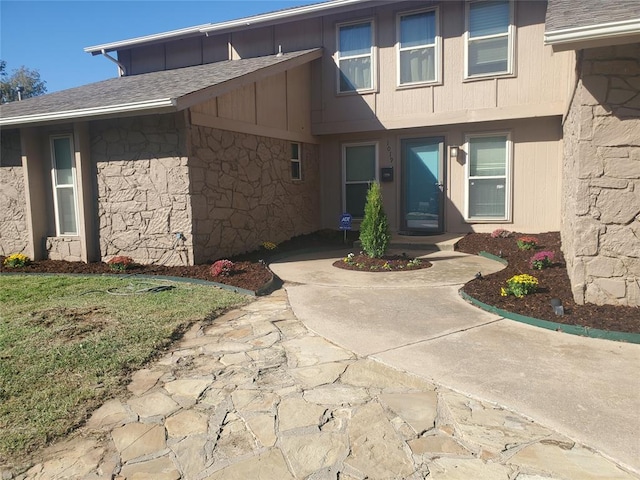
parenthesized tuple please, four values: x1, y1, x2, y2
(500, 287, 507, 297)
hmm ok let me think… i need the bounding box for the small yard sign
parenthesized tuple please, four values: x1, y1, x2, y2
(339, 213, 352, 231)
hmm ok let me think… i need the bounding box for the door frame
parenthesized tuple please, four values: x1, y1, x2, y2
(399, 136, 446, 235)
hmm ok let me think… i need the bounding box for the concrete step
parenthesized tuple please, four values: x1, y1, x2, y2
(355, 233, 464, 252)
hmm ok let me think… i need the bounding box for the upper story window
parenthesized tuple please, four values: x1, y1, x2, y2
(337, 20, 374, 93)
(465, 0, 514, 78)
(397, 8, 439, 86)
(291, 143, 302, 181)
(50, 135, 79, 235)
(465, 133, 511, 221)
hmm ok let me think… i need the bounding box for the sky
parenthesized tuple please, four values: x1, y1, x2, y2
(0, 0, 319, 93)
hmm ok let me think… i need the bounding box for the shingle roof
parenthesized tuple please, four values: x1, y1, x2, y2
(546, 0, 640, 32)
(0, 48, 322, 127)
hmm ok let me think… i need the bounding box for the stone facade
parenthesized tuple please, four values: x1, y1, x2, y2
(562, 44, 640, 306)
(189, 126, 320, 263)
(46, 237, 83, 262)
(0, 130, 29, 257)
(92, 115, 193, 266)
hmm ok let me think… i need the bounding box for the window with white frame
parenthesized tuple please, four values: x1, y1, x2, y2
(465, 134, 510, 221)
(398, 8, 438, 86)
(50, 135, 79, 235)
(337, 20, 374, 93)
(291, 142, 302, 180)
(343, 143, 377, 218)
(466, 0, 513, 78)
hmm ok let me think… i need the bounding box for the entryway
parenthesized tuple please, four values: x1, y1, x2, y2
(400, 137, 445, 234)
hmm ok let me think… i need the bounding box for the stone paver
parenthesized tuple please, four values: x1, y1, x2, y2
(12, 289, 639, 480)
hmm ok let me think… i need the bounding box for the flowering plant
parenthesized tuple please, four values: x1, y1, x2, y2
(343, 252, 356, 265)
(107, 256, 135, 272)
(491, 228, 512, 238)
(3, 253, 30, 268)
(501, 274, 539, 298)
(530, 251, 555, 270)
(261, 241, 277, 251)
(211, 259, 235, 277)
(516, 236, 538, 250)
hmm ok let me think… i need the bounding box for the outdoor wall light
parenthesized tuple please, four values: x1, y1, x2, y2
(550, 298, 564, 316)
(449, 146, 459, 158)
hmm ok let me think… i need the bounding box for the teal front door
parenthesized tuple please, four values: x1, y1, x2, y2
(401, 137, 444, 234)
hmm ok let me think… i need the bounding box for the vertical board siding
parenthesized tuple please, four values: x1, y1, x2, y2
(231, 28, 275, 59)
(166, 37, 203, 70)
(274, 17, 323, 53)
(217, 84, 257, 124)
(256, 72, 288, 131)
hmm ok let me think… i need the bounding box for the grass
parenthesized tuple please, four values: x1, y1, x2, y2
(0, 275, 249, 464)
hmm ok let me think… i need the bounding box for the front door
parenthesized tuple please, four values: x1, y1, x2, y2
(401, 137, 444, 234)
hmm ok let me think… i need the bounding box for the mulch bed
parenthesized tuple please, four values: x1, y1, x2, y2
(3, 230, 638, 334)
(333, 253, 432, 272)
(456, 232, 639, 334)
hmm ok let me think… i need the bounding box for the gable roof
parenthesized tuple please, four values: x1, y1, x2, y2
(0, 49, 322, 127)
(84, 0, 394, 55)
(545, 0, 640, 48)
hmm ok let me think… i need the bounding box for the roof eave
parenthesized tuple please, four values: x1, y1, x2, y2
(0, 98, 177, 128)
(84, 0, 392, 55)
(544, 18, 640, 47)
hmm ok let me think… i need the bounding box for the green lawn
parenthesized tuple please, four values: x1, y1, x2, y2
(0, 275, 248, 463)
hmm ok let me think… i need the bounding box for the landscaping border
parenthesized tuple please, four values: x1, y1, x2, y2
(460, 254, 640, 344)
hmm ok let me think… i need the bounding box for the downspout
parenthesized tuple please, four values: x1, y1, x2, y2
(101, 49, 127, 77)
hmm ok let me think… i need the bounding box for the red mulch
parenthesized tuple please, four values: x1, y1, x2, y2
(456, 232, 639, 334)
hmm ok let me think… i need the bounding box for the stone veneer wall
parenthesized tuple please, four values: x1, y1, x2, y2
(0, 130, 29, 256)
(561, 44, 640, 306)
(189, 126, 321, 263)
(92, 115, 193, 266)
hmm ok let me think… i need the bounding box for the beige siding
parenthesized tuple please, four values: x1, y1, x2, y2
(203, 34, 229, 63)
(190, 64, 316, 144)
(312, 1, 574, 135)
(275, 17, 323, 53)
(318, 118, 562, 235)
(231, 28, 274, 59)
(166, 37, 202, 70)
(217, 84, 257, 124)
(256, 72, 287, 131)
(129, 44, 165, 75)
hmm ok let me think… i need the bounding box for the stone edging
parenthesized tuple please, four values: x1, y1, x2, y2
(460, 253, 640, 345)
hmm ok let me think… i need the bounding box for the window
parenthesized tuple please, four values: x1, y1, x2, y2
(50, 135, 78, 235)
(291, 143, 302, 180)
(337, 20, 374, 93)
(465, 134, 510, 221)
(466, 0, 513, 78)
(398, 8, 438, 86)
(343, 143, 377, 218)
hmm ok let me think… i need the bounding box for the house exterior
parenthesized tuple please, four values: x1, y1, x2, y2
(0, 0, 636, 306)
(545, 0, 640, 307)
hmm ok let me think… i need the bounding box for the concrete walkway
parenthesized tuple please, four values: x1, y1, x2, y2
(13, 251, 639, 479)
(270, 249, 640, 477)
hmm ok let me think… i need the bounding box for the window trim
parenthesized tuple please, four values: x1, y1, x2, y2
(396, 6, 441, 88)
(464, 0, 515, 80)
(50, 134, 79, 236)
(291, 142, 302, 181)
(463, 132, 512, 222)
(342, 141, 379, 219)
(335, 18, 376, 94)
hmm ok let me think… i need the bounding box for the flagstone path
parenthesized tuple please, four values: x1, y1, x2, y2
(19, 290, 638, 480)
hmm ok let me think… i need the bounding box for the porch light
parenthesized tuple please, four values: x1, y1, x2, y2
(449, 146, 459, 158)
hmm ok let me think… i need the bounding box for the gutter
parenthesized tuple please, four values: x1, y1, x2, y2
(84, 0, 393, 54)
(0, 98, 176, 127)
(544, 18, 640, 45)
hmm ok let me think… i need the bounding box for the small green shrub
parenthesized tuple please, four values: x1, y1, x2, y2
(359, 183, 391, 259)
(517, 236, 538, 250)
